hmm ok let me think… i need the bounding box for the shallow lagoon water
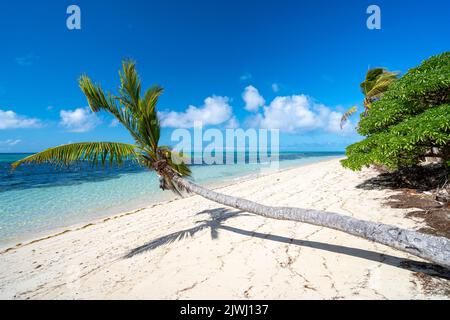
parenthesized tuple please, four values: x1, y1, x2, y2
(0, 152, 343, 246)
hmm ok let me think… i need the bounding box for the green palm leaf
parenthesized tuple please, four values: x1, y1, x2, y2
(16, 60, 191, 195)
(119, 60, 141, 112)
(137, 86, 163, 151)
(162, 149, 192, 177)
(11, 142, 141, 170)
(366, 72, 399, 100)
(79, 75, 142, 144)
(340, 106, 357, 129)
(78, 75, 111, 113)
(342, 68, 399, 130)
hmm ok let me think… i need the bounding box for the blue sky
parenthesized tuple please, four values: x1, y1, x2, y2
(0, 0, 449, 152)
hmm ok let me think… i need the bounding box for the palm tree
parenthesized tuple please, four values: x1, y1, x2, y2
(340, 68, 399, 129)
(12, 61, 449, 269)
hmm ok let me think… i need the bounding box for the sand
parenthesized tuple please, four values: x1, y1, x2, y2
(0, 158, 449, 299)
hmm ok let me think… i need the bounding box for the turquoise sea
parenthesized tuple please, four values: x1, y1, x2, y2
(0, 152, 343, 246)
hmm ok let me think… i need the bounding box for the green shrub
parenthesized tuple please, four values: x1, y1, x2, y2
(342, 52, 450, 170)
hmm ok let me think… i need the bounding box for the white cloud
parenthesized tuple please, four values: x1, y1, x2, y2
(254, 95, 316, 132)
(59, 108, 101, 133)
(242, 85, 265, 112)
(0, 139, 21, 146)
(271, 83, 280, 92)
(226, 116, 240, 129)
(247, 92, 354, 134)
(0, 109, 42, 129)
(160, 96, 232, 128)
(314, 104, 354, 134)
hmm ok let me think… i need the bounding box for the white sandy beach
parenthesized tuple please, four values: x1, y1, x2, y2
(0, 158, 449, 299)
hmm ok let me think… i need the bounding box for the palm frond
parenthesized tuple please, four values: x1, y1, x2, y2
(79, 75, 111, 113)
(364, 68, 385, 82)
(340, 106, 357, 129)
(137, 86, 164, 151)
(353, 68, 400, 120)
(366, 79, 394, 100)
(76, 60, 192, 196)
(119, 60, 141, 112)
(79, 62, 163, 152)
(360, 68, 399, 96)
(12, 142, 141, 170)
(360, 68, 384, 95)
(158, 147, 192, 178)
(79, 75, 145, 145)
(143, 86, 164, 111)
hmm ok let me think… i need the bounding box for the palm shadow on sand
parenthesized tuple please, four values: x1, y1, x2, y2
(124, 208, 450, 280)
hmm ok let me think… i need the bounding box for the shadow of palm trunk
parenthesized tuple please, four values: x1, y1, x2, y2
(124, 208, 450, 280)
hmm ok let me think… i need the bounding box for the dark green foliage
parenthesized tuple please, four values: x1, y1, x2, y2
(342, 52, 450, 170)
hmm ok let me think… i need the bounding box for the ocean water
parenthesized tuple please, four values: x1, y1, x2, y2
(0, 152, 343, 246)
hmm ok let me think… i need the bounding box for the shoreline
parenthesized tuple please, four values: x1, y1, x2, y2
(1, 158, 448, 299)
(0, 156, 341, 253)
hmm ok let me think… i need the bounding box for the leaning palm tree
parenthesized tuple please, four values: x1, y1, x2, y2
(340, 68, 399, 129)
(12, 61, 449, 269)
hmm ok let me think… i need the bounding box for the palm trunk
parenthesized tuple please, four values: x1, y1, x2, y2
(174, 176, 450, 269)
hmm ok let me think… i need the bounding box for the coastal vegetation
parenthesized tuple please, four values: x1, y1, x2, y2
(340, 67, 399, 129)
(11, 60, 450, 269)
(342, 52, 450, 252)
(342, 52, 450, 171)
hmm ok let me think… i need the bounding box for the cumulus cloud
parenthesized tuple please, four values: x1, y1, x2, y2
(0, 139, 21, 146)
(59, 108, 101, 133)
(247, 92, 354, 134)
(242, 85, 265, 112)
(313, 104, 355, 134)
(0, 109, 42, 129)
(254, 95, 316, 132)
(159, 96, 232, 128)
(226, 116, 240, 129)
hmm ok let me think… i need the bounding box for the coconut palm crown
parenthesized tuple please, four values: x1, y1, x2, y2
(340, 67, 399, 129)
(12, 60, 191, 195)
